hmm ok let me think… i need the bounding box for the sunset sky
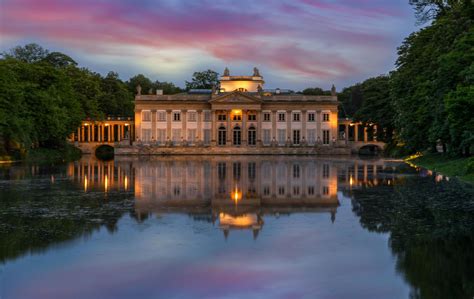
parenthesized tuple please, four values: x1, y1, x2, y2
(1, 0, 418, 90)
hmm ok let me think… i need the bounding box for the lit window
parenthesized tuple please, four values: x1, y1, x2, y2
(233, 114, 242, 121)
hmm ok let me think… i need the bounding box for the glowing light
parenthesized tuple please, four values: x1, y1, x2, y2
(231, 109, 242, 115)
(219, 213, 257, 227)
(349, 175, 353, 186)
(231, 187, 242, 204)
(125, 123, 129, 126)
(84, 175, 88, 192)
(104, 123, 110, 127)
(124, 175, 128, 190)
(105, 174, 109, 192)
(84, 123, 89, 126)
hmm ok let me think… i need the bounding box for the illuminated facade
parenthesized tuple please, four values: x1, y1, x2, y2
(134, 68, 339, 148)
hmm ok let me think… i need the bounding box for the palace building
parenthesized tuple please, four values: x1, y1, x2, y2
(134, 67, 339, 148)
(72, 67, 385, 155)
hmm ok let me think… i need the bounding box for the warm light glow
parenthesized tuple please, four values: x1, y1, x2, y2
(231, 187, 242, 204)
(84, 175, 88, 192)
(104, 174, 109, 192)
(231, 109, 242, 115)
(349, 123, 354, 126)
(219, 213, 257, 227)
(104, 123, 110, 126)
(349, 175, 353, 186)
(124, 175, 128, 190)
(84, 123, 89, 126)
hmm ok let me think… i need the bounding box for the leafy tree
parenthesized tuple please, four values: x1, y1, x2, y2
(100, 72, 134, 116)
(337, 85, 364, 118)
(185, 69, 218, 90)
(353, 76, 395, 142)
(154, 80, 182, 94)
(1, 43, 49, 63)
(127, 74, 153, 95)
(300, 87, 330, 96)
(391, 2, 473, 153)
(43, 52, 77, 68)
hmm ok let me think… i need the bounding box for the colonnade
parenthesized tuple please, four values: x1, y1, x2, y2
(71, 121, 134, 143)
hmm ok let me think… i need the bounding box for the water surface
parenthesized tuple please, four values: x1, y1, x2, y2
(1, 156, 473, 299)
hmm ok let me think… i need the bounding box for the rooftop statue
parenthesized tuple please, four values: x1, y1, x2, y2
(224, 67, 230, 76)
(331, 84, 336, 96)
(253, 67, 260, 77)
(136, 84, 142, 96)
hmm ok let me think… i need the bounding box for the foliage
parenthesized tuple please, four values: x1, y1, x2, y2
(185, 69, 219, 90)
(300, 87, 330, 96)
(352, 175, 474, 298)
(0, 43, 137, 156)
(127, 74, 182, 95)
(337, 84, 364, 118)
(409, 152, 474, 182)
(390, 2, 473, 154)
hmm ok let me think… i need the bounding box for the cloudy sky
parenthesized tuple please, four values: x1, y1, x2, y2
(0, 0, 417, 90)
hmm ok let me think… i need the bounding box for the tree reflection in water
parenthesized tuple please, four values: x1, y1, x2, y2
(1, 157, 473, 299)
(351, 176, 474, 299)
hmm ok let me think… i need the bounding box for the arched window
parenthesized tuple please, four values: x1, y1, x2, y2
(218, 126, 226, 146)
(248, 126, 256, 146)
(233, 126, 241, 146)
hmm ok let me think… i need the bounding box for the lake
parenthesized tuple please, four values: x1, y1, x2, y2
(1, 156, 473, 299)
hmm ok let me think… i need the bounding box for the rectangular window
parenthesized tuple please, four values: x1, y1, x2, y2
(278, 129, 286, 145)
(293, 164, 300, 178)
(308, 186, 315, 195)
(323, 186, 329, 195)
(307, 129, 316, 144)
(278, 186, 285, 195)
(173, 112, 181, 122)
(157, 111, 166, 122)
(293, 113, 300, 122)
(263, 186, 270, 196)
(248, 114, 256, 121)
(142, 111, 151, 122)
(218, 114, 226, 121)
(323, 130, 330, 145)
(203, 129, 211, 144)
(293, 186, 300, 195)
(263, 113, 271, 122)
(188, 112, 196, 122)
(278, 113, 285, 122)
(323, 164, 330, 178)
(141, 128, 151, 142)
(323, 113, 330, 122)
(187, 129, 196, 144)
(308, 113, 315, 122)
(233, 114, 242, 121)
(263, 129, 271, 145)
(157, 129, 166, 144)
(172, 129, 181, 143)
(203, 111, 211, 122)
(293, 130, 300, 145)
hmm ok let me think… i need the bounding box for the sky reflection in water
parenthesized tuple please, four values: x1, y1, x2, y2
(1, 156, 472, 299)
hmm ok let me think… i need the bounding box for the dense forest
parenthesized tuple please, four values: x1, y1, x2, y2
(0, 0, 472, 159)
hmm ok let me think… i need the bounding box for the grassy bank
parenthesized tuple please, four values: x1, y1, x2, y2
(406, 153, 474, 184)
(25, 144, 82, 164)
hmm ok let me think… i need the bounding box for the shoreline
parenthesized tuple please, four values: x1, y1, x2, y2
(405, 153, 474, 184)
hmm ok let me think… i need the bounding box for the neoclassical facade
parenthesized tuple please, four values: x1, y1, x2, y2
(134, 68, 339, 148)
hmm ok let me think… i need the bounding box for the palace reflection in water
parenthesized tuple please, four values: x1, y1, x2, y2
(68, 156, 399, 238)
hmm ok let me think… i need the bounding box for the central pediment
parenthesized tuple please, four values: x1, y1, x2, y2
(209, 91, 262, 104)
